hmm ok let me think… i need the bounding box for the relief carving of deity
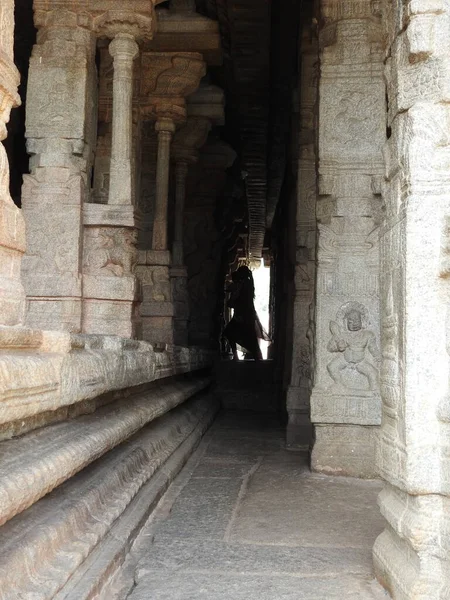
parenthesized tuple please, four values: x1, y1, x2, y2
(327, 302, 380, 392)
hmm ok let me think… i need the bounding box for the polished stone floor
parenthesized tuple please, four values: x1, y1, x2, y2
(122, 412, 389, 599)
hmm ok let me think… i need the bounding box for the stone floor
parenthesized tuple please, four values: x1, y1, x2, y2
(120, 412, 389, 600)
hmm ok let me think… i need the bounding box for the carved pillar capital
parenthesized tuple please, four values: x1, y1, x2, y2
(139, 51, 206, 123)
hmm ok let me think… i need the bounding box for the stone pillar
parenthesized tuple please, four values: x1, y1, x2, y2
(0, 0, 25, 326)
(185, 140, 236, 347)
(173, 160, 189, 266)
(153, 116, 176, 251)
(21, 12, 97, 332)
(82, 33, 140, 338)
(136, 51, 205, 345)
(286, 23, 318, 450)
(310, 0, 385, 477)
(170, 115, 213, 346)
(109, 34, 139, 205)
(171, 161, 189, 346)
(373, 3, 450, 598)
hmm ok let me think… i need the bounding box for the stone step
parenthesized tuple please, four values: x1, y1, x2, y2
(0, 376, 211, 526)
(0, 393, 219, 600)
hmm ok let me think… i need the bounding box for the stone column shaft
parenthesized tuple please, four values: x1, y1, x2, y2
(82, 35, 140, 338)
(286, 23, 318, 450)
(108, 33, 139, 205)
(153, 117, 176, 251)
(173, 160, 189, 266)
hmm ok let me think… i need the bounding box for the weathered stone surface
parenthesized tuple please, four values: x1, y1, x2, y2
(311, 0, 385, 474)
(374, 2, 450, 598)
(0, 375, 211, 526)
(286, 20, 317, 450)
(0, 332, 212, 429)
(0, 0, 25, 327)
(312, 425, 379, 479)
(21, 22, 97, 332)
(0, 393, 218, 600)
(126, 413, 386, 600)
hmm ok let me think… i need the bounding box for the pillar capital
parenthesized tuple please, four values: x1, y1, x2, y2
(155, 116, 177, 134)
(172, 116, 211, 164)
(32, 2, 158, 40)
(139, 52, 206, 123)
(109, 33, 139, 60)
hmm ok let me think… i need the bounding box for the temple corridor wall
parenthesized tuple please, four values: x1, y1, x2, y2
(373, 2, 450, 598)
(310, 0, 385, 478)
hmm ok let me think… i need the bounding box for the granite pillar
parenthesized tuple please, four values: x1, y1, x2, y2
(310, 0, 385, 477)
(0, 0, 25, 326)
(21, 13, 97, 332)
(82, 33, 139, 338)
(373, 2, 450, 597)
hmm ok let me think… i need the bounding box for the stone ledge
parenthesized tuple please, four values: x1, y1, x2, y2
(0, 394, 219, 600)
(0, 331, 213, 426)
(0, 376, 211, 526)
(311, 389, 382, 425)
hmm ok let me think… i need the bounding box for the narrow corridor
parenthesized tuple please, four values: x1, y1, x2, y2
(116, 413, 389, 600)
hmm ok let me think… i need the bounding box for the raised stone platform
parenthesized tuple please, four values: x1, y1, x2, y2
(0, 329, 217, 599)
(215, 360, 279, 413)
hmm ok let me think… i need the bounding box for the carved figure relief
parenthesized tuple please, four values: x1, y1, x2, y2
(327, 302, 379, 392)
(84, 228, 137, 277)
(148, 267, 171, 302)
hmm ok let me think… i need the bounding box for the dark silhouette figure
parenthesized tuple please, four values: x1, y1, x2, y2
(224, 266, 269, 361)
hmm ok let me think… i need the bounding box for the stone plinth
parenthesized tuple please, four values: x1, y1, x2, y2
(82, 204, 139, 337)
(310, 0, 385, 477)
(137, 249, 174, 344)
(171, 265, 189, 346)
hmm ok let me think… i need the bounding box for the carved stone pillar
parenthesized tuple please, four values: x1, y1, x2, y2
(170, 115, 212, 346)
(82, 32, 140, 338)
(173, 160, 189, 266)
(373, 3, 450, 598)
(310, 0, 385, 477)
(0, 0, 25, 326)
(153, 116, 176, 251)
(109, 34, 139, 205)
(21, 11, 97, 332)
(286, 23, 318, 449)
(136, 52, 205, 345)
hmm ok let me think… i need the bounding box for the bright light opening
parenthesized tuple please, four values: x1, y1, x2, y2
(252, 258, 271, 359)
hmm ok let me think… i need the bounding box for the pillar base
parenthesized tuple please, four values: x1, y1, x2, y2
(171, 265, 189, 348)
(137, 250, 174, 345)
(26, 297, 82, 333)
(311, 424, 379, 478)
(373, 482, 446, 600)
(286, 385, 312, 449)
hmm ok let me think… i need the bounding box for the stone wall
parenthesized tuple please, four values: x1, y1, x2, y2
(373, 2, 450, 598)
(310, 0, 385, 478)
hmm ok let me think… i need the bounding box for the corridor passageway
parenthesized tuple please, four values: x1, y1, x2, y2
(112, 412, 388, 600)
(2, 0, 450, 598)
